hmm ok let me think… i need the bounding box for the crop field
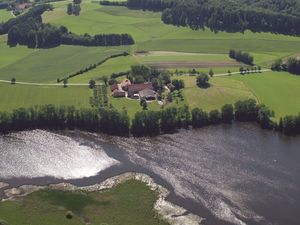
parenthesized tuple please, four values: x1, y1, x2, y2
(0, 83, 91, 111)
(0, 180, 168, 225)
(0, 41, 129, 83)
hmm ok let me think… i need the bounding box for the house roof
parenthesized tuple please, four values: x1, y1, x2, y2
(139, 88, 156, 98)
(111, 83, 118, 91)
(112, 89, 125, 97)
(121, 79, 131, 87)
(127, 83, 153, 96)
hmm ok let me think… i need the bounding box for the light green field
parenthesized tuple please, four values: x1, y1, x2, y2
(0, 180, 169, 225)
(45, 3, 300, 62)
(0, 42, 129, 83)
(177, 75, 256, 112)
(0, 83, 91, 111)
(232, 72, 300, 119)
(0, 9, 13, 23)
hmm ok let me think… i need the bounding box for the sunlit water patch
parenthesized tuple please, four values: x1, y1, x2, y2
(0, 130, 119, 179)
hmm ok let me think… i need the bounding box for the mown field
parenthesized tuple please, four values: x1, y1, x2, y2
(233, 72, 300, 119)
(0, 83, 91, 111)
(0, 180, 169, 225)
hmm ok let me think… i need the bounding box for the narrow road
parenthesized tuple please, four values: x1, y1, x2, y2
(0, 69, 271, 87)
(0, 79, 103, 86)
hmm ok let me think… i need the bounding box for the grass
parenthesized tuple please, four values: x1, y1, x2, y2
(232, 72, 300, 119)
(0, 83, 91, 111)
(0, 9, 13, 23)
(0, 43, 129, 83)
(0, 180, 169, 225)
(177, 75, 255, 112)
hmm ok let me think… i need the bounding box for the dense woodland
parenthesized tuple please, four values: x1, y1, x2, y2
(0, 4, 134, 48)
(271, 57, 300, 75)
(0, 99, 299, 136)
(126, 0, 300, 36)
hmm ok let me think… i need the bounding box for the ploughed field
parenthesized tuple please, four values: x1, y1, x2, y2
(0, 0, 300, 118)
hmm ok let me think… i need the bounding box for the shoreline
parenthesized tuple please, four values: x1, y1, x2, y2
(2, 172, 204, 225)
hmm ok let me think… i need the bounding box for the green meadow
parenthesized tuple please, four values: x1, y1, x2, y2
(0, 83, 91, 111)
(0, 9, 13, 23)
(0, 180, 169, 225)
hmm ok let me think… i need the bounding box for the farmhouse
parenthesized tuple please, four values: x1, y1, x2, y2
(127, 83, 153, 99)
(112, 89, 126, 97)
(139, 88, 156, 100)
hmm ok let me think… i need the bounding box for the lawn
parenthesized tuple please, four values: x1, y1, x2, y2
(232, 72, 300, 119)
(0, 42, 129, 83)
(0, 83, 91, 111)
(177, 75, 255, 112)
(0, 9, 13, 23)
(0, 180, 169, 225)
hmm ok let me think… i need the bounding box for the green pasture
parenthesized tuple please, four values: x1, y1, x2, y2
(0, 43, 129, 83)
(0, 180, 169, 225)
(0, 9, 13, 23)
(177, 75, 255, 112)
(0, 83, 91, 111)
(232, 72, 300, 119)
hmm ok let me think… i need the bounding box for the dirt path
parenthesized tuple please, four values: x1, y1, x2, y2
(0, 79, 103, 86)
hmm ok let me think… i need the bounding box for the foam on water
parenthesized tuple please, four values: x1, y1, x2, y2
(0, 130, 119, 179)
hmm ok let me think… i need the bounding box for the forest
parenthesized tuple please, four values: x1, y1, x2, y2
(127, 0, 300, 35)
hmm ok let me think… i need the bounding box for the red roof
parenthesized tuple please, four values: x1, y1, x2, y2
(127, 83, 153, 97)
(111, 83, 118, 92)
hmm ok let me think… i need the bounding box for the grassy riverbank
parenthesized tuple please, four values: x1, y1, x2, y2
(0, 180, 169, 225)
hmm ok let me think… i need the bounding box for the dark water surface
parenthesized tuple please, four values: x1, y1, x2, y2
(0, 123, 299, 225)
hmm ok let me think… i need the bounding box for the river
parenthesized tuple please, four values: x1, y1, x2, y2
(0, 123, 299, 225)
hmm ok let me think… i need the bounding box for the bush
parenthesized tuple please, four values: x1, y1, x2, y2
(196, 73, 209, 88)
(66, 211, 73, 219)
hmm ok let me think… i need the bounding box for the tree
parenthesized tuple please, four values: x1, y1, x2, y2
(209, 110, 221, 124)
(271, 59, 283, 71)
(73, 4, 81, 16)
(67, 3, 73, 15)
(257, 105, 273, 129)
(221, 104, 234, 123)
(209, 68, 214, 77)
(11, 77, 16, 84)
(228, 70, 231, 76)
(258, 66, 261, 73)
(89, 79, 96, 89)
(63, 79, 68, 88)
(239, 67, 245, 75)
(73, 0, 81, 4)
(140, 98, 148, 110)
(196, 73, 209, 88)
(101, 76, 108, 86)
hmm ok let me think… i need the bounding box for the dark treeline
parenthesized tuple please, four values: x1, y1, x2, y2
(1, 4, 135, 48)
(0, 105, 130, 136)
(229, 49, 254, 65)
(131, 99, 300, 137)
(126, 0, 300, 36)
(58, 52, 129, 82)
(239, 0, 300, 17)
(127, 0, 174, 11)
(271, 57, 300, 75)
(1, 100, 299, 136)
(100, 0, 127, 6)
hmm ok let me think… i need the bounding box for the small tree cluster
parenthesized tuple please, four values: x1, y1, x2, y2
(229, 49, 254, 65)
